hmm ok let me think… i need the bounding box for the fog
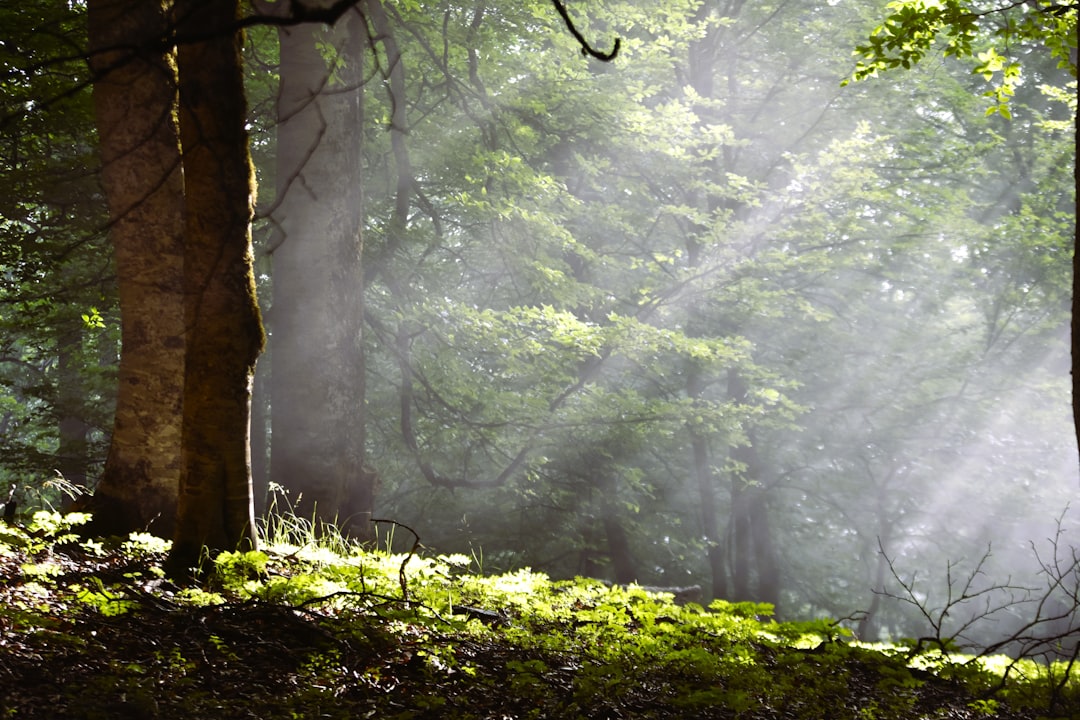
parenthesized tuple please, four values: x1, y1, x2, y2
(245, 1, 1079, 656)
(10, 0, 1051, 657)
(0, 0, 1074, 680)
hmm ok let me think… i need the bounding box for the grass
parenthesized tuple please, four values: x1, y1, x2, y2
(0, 510, 1076, 719)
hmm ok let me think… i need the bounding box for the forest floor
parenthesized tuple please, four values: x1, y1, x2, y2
(0, 513, 1076, 720)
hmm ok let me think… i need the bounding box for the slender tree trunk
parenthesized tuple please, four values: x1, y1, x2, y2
(858, 540, 890, 641)
(168, 0, 264, 572)
(682, 0, 741, 602)
(86, 0, 185, 537)
(250, 346, 270, 517)
(747, 484, 780, 609)
(728, 369, 781, 611)
(858, 476, 898, 639)
(269, 11, 369, 539)
(687, 364, 726, 601)
(1072, 157, 1079, 472)
(579, 495, 605, 578)
(57, 324, 91, 489)
(730, 477, 752, 600)
(596, 473, 636, 584)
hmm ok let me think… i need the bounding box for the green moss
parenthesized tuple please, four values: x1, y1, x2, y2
(1, 521, 1076, 719)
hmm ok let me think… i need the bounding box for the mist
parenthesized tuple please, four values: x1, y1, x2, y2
(262, 0, 1073, 656)
(0, 0, 1071, 661)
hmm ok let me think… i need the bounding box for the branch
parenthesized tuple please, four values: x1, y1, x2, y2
(550, 0, 620, 61)
(874, 512, 1080, 706)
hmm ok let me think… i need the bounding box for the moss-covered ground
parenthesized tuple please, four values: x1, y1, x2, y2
(1, 512, 1076, 719)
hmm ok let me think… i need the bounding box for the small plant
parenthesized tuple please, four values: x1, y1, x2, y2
(121, 532, 172, 559)
(73, 577, 138, 616)
(3, 507, 1077, 718)
(26, 510, 90, 549)
(967, 698, 999, 716)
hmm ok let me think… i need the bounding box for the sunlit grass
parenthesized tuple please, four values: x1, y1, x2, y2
(1, 507, 1076, 718)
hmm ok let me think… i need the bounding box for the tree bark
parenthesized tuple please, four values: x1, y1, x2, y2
(730, 475, 752, 600)
(596, 473, 637, 584)
(269, 11, 369, 539)
(86, 0, 185, 537)
(728, 370, 781, 611)
(168, 0, 264, 572)
(687, 363, 727, 601)
(747, 480, 780, 609)
(1073, 150, 1079, 473)
(250, 345, 270, 517)
(57, 323, 91, 489)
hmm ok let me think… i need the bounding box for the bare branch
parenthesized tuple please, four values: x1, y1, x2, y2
(550, 0, 620, 61)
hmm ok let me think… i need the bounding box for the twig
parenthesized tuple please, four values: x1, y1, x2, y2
(550, 0, 620, 61)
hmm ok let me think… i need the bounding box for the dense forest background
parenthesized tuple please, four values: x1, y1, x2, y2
(1, 0, 1076, 653)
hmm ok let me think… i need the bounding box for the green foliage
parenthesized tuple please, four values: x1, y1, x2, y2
(1, 510, 93, 555)
(121, 532, 172, 559)
(0, 0, 115, 507)
(0, 522, 1077, 718)
(72, 577, 139, 617)
(79, 308, 106, 331)
(1, 0, 1074, 699)
(847, 0, 1077, 117)
(848, 0, 981, 75)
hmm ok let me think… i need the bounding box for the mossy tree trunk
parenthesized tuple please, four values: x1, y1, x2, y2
(86, 0, 186, 537)
(168, 0, 264, 572)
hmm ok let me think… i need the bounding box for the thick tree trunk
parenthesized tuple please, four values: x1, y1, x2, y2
(86, 0, 185, 537)
(269, 13, 369, 539)
(168, 0, 264, 572)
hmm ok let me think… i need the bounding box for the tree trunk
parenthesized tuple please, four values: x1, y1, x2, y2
(728, 370, 781, 611)
(682, 0, 742, 602)
(747, 483, 780, 610)
(857, 540, 890, 641)
(269, 12, 369, 539)
(250, 346, 270, 517)
(597, 473, 637, 584)
(687, 363, 726, 601)
(57, 324, 91, 489)
(168, 0, 264, 572)
(1073, 156, 1079, 473)
(730, 476, 752, 600)
(86, 0, 185, 537)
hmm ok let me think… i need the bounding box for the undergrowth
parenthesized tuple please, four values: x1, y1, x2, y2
(0, 511, 1076, 719)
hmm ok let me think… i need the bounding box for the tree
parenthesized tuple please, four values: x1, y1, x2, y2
(86, 0, 186, 537)
(266, 5, 369, 539)
(847, 0, 1078, 461)
(87, 0, 263, 571)
(168, 0, 265, 571)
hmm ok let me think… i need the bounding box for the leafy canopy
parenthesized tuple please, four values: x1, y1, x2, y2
(846, 0, 1078, 117)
